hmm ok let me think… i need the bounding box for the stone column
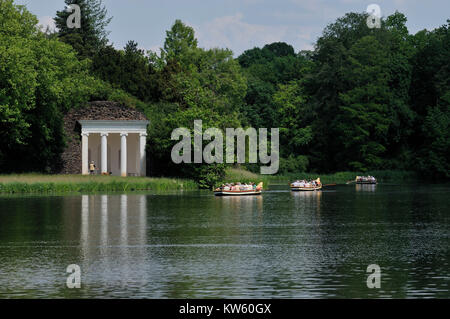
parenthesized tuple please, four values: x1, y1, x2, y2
(81, 133, 89, 175)
(120, 133, 128, 177)
(139, 132, 147, 177)
(101, 133, 108, 174)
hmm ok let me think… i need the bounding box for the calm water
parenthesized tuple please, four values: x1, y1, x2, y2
(0, 184, 448, 298)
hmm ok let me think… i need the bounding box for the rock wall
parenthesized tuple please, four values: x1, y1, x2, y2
(59, 101, 148, 174)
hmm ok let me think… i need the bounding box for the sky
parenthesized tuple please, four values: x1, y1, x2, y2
(14, 0, 450, 56)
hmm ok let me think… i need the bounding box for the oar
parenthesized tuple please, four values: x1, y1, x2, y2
(322, 183, 337, 188)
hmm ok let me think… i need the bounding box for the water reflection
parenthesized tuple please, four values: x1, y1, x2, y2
(100, 195, 108, 251)
(0, 185, 448, 299)
(356, 184, 377, 192)
(291, 190, 322, 216)
(215, 195, 263, 213)
(78, 194, 149, 293)
(79, 194, 147, 248)
(291, 190, 322, 201)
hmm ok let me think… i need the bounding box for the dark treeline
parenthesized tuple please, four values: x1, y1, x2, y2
(0, 0, 448, 186)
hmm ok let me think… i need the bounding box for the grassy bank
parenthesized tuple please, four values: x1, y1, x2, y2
(0, 169, 420, 194)
(0, 174, 198, 194)
(224, 168, 419, 187)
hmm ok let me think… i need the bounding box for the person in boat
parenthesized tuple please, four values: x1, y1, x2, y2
(292, 180, 302, 187)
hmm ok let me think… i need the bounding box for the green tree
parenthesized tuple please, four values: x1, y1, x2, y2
(146, 20, 247, 187)
(0, 0, 102, 172)
(308, 13, 375, 172)
(54, 0, 111, 59)
(162, 19, 198, 63)
(92, 41, 159, 102)
(0, 0, 38, 153)
(383, 12, 416, 167)
(336, 36, 392, 170)
(273, 80, 313, 173)
(308, 12, 418, 172)
(411, 21, 450, 178)
(238, 42, 310, 129)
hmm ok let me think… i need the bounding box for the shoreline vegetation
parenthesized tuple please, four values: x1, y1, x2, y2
(224, 168, 419, 186)
(0, 175, 198, 194)
(0, 169, 421, 194)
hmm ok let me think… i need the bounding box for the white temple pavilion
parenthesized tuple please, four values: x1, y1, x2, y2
(79, 120, 149, 176)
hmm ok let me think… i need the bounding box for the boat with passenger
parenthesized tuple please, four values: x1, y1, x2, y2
(355, 176, 377, 184)
(290, 178, 322, 191)
(214, 182, 263, 196)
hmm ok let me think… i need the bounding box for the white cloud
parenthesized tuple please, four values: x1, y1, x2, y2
(193, 12, 315, 55)
(38, 16, 56, 32)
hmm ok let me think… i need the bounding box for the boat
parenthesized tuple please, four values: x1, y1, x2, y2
(290, 178, 322, 191)
(214, 182, 263, 196)
(355, 176, 377, 184)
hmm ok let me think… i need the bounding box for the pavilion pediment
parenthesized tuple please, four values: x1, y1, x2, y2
(78, 120, 149, 134)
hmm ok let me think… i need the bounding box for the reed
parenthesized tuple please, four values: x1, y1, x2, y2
(0, 174, 198, 194)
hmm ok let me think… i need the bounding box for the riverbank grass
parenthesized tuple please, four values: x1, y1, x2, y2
(0, 174, 198, 194)
(0, 169, 419, 194)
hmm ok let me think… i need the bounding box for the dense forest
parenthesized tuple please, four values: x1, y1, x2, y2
(0, 0, 448, 186)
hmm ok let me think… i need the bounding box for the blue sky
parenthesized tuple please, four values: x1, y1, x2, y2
(15, 0, 450, 56)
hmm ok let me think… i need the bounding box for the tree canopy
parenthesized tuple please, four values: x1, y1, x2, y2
(55, 0, 111, 59)
(0, 0, 102, 171)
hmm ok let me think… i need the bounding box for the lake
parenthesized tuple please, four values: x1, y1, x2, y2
(0, 184, 448, 298)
